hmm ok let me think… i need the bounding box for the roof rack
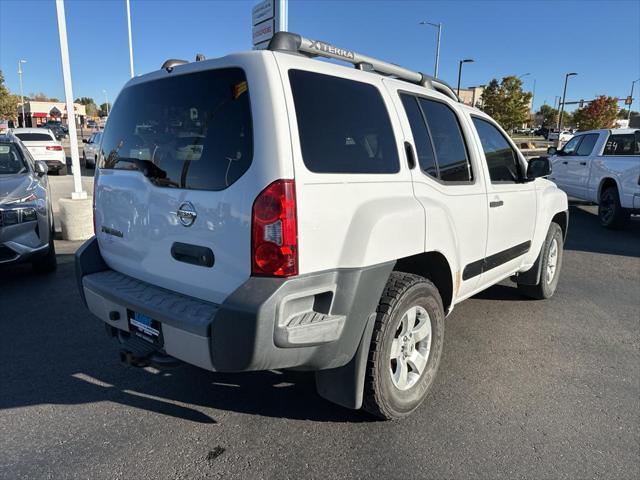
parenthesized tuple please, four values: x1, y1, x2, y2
(267, 31, 460, 102)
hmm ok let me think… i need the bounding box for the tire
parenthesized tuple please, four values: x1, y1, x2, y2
(363, 272, 445, 420)
(518, 222, 563, 300)
(598, 186, 629, 229)
(32, 228, 57, 273)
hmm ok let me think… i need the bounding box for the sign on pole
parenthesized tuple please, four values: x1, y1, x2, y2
(252, 0, 287, 49)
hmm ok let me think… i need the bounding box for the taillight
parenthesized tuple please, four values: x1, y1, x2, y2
(46, 145, 63, 151)
(251, 179, 298, 277)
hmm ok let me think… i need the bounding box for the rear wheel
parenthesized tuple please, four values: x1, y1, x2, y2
(363, 272, 445, 420)
(518, 223, 563, 300)
(599, 186, 629, 229)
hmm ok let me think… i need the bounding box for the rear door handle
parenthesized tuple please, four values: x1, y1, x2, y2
(579, 161, 587, 166)
(490, 200, 504, 208)
(404, 141, 416, 169)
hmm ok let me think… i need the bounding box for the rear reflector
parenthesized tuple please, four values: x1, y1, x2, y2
(46, 145, 63, 151)
(251, 179, 298, 277)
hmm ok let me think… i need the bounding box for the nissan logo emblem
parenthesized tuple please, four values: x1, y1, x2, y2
(175, 201, 197, 227)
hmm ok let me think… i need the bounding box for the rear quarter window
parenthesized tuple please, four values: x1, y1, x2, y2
(288, 70, 399, 174)
(99, 67, 253, 191)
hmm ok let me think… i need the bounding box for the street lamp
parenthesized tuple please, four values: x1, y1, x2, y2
(419, 20, 442, 78)
(17, 59, 27, 127)
(557, 72, 577, 133)
(518, 72, 530, 79)
(126, 0, 134, 78)
(102, 89, 109, 116)
(457, 59, 474, 96)
(628, 78, 640, 120)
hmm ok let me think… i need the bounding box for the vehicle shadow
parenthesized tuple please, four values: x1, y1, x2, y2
(564, 204, 640, 258)
(0, 255, 372, 424)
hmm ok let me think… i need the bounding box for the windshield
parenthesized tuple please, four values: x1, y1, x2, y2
(15, 133, 53, 142)
(99, 67, 253, 191)
(0, 144, 27, 174)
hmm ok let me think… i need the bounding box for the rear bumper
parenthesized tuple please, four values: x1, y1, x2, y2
(76, 237, 392, 372)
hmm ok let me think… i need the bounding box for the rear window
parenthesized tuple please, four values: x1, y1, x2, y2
(0, 144, 27, 175)
(289, 70, 399, 174)
(15, 133, 53, 142)
(99, 67, 253, 191)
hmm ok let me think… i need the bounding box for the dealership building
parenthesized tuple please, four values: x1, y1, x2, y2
(17, 101, 86, 128)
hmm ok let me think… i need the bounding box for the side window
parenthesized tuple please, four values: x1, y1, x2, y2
(603, 134, 636, 156)
(562, 135, 582, 155)
(472, 117, 522, 183)
(419, 98, 472, 182)
(399, 94, 437, 177)
(289, 70, 399, 174)
(576, 133, 598, 156)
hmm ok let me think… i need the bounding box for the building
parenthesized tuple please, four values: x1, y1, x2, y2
(457, 86, 485, 107)
(17, 100, 86, 128)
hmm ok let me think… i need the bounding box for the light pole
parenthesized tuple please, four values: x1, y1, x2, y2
(419, 20, 442, 78)
(628, 78, 640, 120)
(457, 59, 474, 97)
(518, 72, 530, 79)
(557, 72, 577, 133)
(17, 60, 27, 127)
(126, 0, 134, 77)
(102, 89, 109, 116)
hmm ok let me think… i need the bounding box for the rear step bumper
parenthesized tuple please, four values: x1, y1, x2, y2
(76, 237, 393, 373)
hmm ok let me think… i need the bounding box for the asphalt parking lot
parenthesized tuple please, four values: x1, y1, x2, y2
(0, 205, 638, 480)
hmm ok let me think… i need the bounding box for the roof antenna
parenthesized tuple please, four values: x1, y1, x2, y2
(195, 53, 206, 62)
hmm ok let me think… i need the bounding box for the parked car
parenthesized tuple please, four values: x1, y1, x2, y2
(11, 128, 67, 176)
(76, 32, 568, 420)
(548, 128, 640, 228)
(0, 132, 56, 272)
(40, 121, 67, 140)
(82, 131, 102, 168)
(86, 120, 98, 130)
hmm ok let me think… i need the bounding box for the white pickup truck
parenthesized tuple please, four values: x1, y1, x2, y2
(548, 128, 640, 228)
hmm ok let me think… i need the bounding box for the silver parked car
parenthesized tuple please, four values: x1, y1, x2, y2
(82, 131, 102, 168)
(0, 133, 56, 272)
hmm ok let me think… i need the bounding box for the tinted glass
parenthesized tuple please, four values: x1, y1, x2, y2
(472, 117, 521, 183)
(100, 68, 253, 191)
(561, 135, 582, 155)
(0, 144, 27, 174)
(576, 133, 598, 156)
(603, 134, 637, 155)
(15, 133, 53, 142)
(419, 98, 471, 182)
(289, 70, 399, 174)
(400, 94, 437, 177)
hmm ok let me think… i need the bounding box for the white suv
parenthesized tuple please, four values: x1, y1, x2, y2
(76, 32, 568, 419)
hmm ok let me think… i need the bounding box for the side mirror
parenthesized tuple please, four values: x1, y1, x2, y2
(527, 157, 551, 180)
(34, 160, 48, 176)
(547, 146, 557, 155)
(82, 138, 89, 143)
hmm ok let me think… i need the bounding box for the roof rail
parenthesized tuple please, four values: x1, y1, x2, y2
(267, 31, 460, 102)
(161, 59, 188, 72)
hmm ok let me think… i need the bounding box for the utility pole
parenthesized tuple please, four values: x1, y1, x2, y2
(628, 78, 639, 120)
(419, 21, 442, 78)
(557, 72, 577, 134)
(55, 0, 85, 199)
(276, 0, 288, 32)
(126, 0, 134, 77)
(17, 60, 27, 127)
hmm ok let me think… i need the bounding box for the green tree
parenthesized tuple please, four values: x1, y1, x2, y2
(98, 102, 111, 117)
(0, 70, 20, 122)
(480, 76, 533, 132)
(537, 104, 558, 126)
(573, 96, 619, 130)
(617, 109, 638, 119)
(75, 96, 98, 117)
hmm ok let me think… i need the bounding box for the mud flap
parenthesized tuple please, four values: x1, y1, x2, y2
(314, 312, 376, 410)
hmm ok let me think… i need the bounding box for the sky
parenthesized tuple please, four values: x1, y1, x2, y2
(1, 0, 639, 113)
